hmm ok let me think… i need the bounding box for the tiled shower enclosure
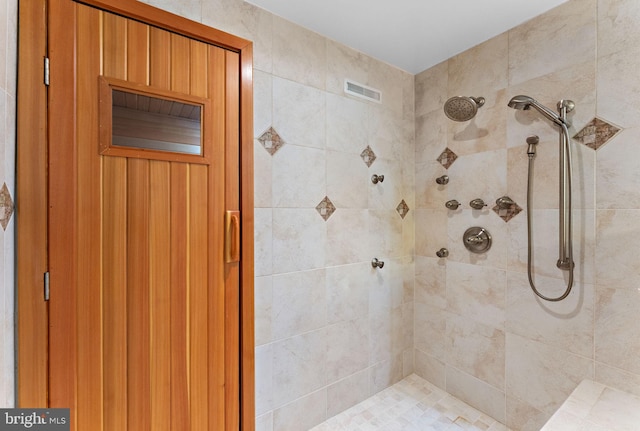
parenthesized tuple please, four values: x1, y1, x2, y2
(3, 1, 640, 431)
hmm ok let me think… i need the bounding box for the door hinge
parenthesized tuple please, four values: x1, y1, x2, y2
(44, 271, 50, 301)
(44, 57, 50, 86)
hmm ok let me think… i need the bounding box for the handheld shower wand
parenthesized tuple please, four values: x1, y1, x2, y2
(507, 95, 573, 127)
(508, 95, 575, 302)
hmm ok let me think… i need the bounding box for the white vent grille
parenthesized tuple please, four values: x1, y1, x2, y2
(344, 79, 382, 103)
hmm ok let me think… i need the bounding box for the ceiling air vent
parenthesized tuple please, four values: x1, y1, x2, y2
(344, 79, 382, 103)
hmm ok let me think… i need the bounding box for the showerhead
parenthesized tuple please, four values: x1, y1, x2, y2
(507, 95, 535, 111)
(444, 96, 485, 122)
(507, 94, 564, 126)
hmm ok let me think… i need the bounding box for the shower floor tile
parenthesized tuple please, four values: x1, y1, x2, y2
(310, 374, 511, 431)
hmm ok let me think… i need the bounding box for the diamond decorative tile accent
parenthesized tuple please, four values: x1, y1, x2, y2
(492, 196, 522, 223)
(437, 147, 458, 169)
(316, 196, 336, 221)
(360, 145, 377, 167)
(257, 126, 285, 155)
(573, 117, 621, 150)
(0, 183, 14, 231)
(396, 200, 410, 219)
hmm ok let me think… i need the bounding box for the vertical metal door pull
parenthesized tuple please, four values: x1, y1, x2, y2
(225, 210, 241, 263)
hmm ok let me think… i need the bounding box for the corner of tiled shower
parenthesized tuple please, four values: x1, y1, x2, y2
(247, 16, 418, 429)
(413, 0, 640, 429)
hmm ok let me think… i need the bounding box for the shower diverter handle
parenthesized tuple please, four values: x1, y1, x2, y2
(466, 234, 484, 244)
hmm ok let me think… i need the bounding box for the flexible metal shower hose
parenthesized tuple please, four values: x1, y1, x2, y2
(526, 123, 574, 301)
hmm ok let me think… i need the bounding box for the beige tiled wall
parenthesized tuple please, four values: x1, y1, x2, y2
(247, 19, 415, 431)
(0, 0, 17, 408)
(414, 0, 640, 429)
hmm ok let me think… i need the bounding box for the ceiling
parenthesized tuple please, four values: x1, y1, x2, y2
(245, 0, 569, 74)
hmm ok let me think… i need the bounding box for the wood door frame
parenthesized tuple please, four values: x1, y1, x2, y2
(17, 0, 255, 429)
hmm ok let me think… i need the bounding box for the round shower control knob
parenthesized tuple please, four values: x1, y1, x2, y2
(469, 198, 487, 210)
(463, 227, 492, 254)
(445, 199, 461, 210)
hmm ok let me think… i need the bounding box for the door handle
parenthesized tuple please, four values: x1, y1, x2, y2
(225, 210, 241, 263)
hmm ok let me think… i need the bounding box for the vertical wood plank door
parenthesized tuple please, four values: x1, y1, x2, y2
(46, 2, 245, 429)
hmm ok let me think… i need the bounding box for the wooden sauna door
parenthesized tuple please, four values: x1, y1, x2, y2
(45, 2, 243, 430)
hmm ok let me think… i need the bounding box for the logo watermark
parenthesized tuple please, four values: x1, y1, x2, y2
(0, 409, 69, 430)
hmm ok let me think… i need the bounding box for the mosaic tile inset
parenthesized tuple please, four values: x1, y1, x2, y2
(316, 196, 336, 221)
(573, 117, 621, 150)
(360, 145, 377, 167)
(257, 126, 285, 155)
(396, 200, 410, 219)
(492, 196, 522, 223)
(437, 147, 458, 169)
(0, 182, 14, 231)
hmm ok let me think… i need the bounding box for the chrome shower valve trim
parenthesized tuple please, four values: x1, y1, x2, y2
(463, 227, 492, 254)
